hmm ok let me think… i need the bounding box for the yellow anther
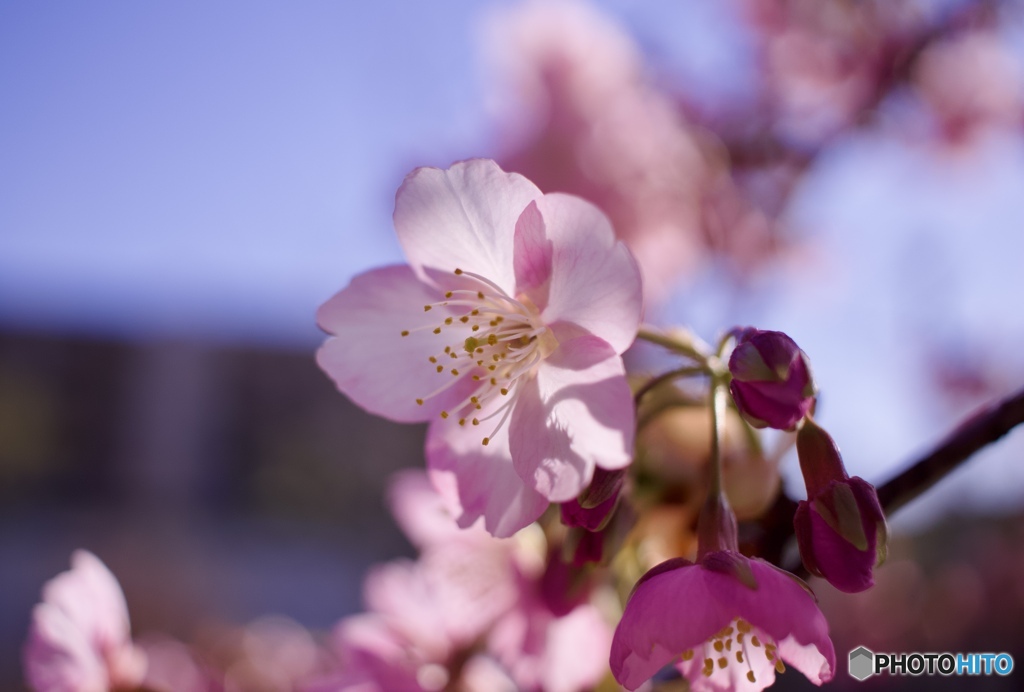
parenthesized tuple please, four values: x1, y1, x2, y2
(766, 649, 775, 661)
(451, 369, 459, 376)
(415, 398, 424, 405)
(487, 334, 498, 346)
(775, 659, 786, 674)
(440, 411, 449, 419)
(680, 650, 694, 661)
(470, 396, 479, 403)
(450, 352, 457, 359)
(490, 377, 497, 385)
(445, 291, 453, 298)
(492, 354, 501, 362)
(436, 365, 443, 373)
(713, 641, 724, 653)
(476, 347, 484, 354)
(747, 671, 756, 683)
(429, 356, 437, 363)
(471, 309, 479, 315)
(476, 291, 483, 299)
(424, 305, 432, 312)
(459, 419, 465, 426)
(472, 325, 480, 332)
(472, 375, 481, 381)
(751, 636, 761, 648)
(472, 418, 479, 425)
(432, 327, 441, 334)
(460, 316, 469, 323)
(737, 620, 751, 634)
(737, 633, 745, 644)
(444, 317, 453, 325)
(500, 388, 509, 395)
(718, 657, 727, 669)
(444, 346, 451, 353)
(725, 639, 733, 651)
(736, 651, 744, 664)
(454, 268, 463, 275)
(488, 365, 496, 371)
(401, 330, 409, 337)
(482, 437, 490, 446)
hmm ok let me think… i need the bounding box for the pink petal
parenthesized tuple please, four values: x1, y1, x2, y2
(731, 561, 835, 684)
(611, 564, 731, 690)
(317, 265, 479, 423)
(394, 159, 541, 296)
(532, 193, 642, 354)
(512, 200, 553, 309)
(509, 334, 634, 502)
(42, 551, 132, 654)
(386, 470, 467, 550)
(426, 416, 549, 538)
(24, 603, 109, 692)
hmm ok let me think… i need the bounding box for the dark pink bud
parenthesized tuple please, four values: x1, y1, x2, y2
(795, 476, 888, 593)
(728, 328, 815, 430)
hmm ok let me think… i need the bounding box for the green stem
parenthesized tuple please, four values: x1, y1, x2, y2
(633, 366, 708, 406)
(636, 326, 710, 364)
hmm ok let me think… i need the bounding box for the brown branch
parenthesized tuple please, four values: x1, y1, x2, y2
(876, 387, 1024, 514)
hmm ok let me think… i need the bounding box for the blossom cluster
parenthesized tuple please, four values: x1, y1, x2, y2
(28, 0, 1024, 686)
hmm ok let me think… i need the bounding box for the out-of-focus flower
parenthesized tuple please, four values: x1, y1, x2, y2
(137, 636, 218, 692)
(912, 32, 1023, 144)
(637, 404, 782, 521)
(24, 550, 147, 692)
(317, 159, 642, 537)
(795, 419, 887, 593)
(610, 553, 835, 691)
(728, 328, 815, 430)
(484, 0, 740, 303)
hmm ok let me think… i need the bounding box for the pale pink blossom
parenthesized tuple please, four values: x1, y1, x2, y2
(24, 550, 147, 692)
(317, 159, 642, 537)
(611, 553, 835, 691)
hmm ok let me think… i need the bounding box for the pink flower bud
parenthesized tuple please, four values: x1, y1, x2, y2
(728, 329, 815, 430)
(795, 420, 888, 593)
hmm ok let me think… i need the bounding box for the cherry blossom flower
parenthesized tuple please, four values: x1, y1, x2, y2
(24, 550, 147, 692)
(317, 159, 642, 537)
(610, 553, 835, 691)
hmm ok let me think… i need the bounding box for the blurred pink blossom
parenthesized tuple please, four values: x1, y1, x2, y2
(611, 553, 835, 691)
(317, 159, 641, 537)
(24, 550, 147, 692)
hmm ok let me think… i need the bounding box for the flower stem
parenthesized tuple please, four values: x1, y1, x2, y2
(633, 366, 708, 405)
(636, 326, 711, 364)
(697, 372, 739, 558)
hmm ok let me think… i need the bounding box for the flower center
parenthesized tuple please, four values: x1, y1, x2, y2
(679, 618, 785, 684)
(402, 268, 557, 445)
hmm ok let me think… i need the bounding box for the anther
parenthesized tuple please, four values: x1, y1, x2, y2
(432, 328, 441, 335)
(747, 671, 756, 683)
(459, 419, 466, 426)
(429, 356, 437, 363)
(424, 305, 432, 312)
(736, 651, 744, 663)
(415, 398, 424, 405)
(460, 316, 469, 323)
(440, 411, 449, 419)
(681, 650, 694, 661)
(445, 291, 453, 298)
(775, 660, 786, 673)
(451, 369, 459, 376)
(718, 657, 727, 669)
(444, 317, 453, 325)
(401, 330, 409, 337)
(482, 437, 490, 446)
(713, 641, 724, 653)
(472, 418, 479, 425)
(500, 388, 509, 395)
(436, 365, 443, 373)
(751, 636, 761, 648)
(454, 268, 463, 275)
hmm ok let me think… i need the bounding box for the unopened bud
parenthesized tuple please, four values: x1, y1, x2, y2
(728, 328, 815, 430)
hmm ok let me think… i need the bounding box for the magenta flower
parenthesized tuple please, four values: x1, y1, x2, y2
(317, 159, 642, 536)
(728, 329, 816, 430)
(795, 419, 888, 593)
(24, 550, 147, 692)
(611, 553, 835, 691)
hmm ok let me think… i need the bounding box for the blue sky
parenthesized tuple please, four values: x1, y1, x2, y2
(2, 0, 1023, 521)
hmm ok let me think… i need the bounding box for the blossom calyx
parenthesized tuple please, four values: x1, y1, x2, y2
(795, 420, 888, 593)
(728, 328, 815, 430)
